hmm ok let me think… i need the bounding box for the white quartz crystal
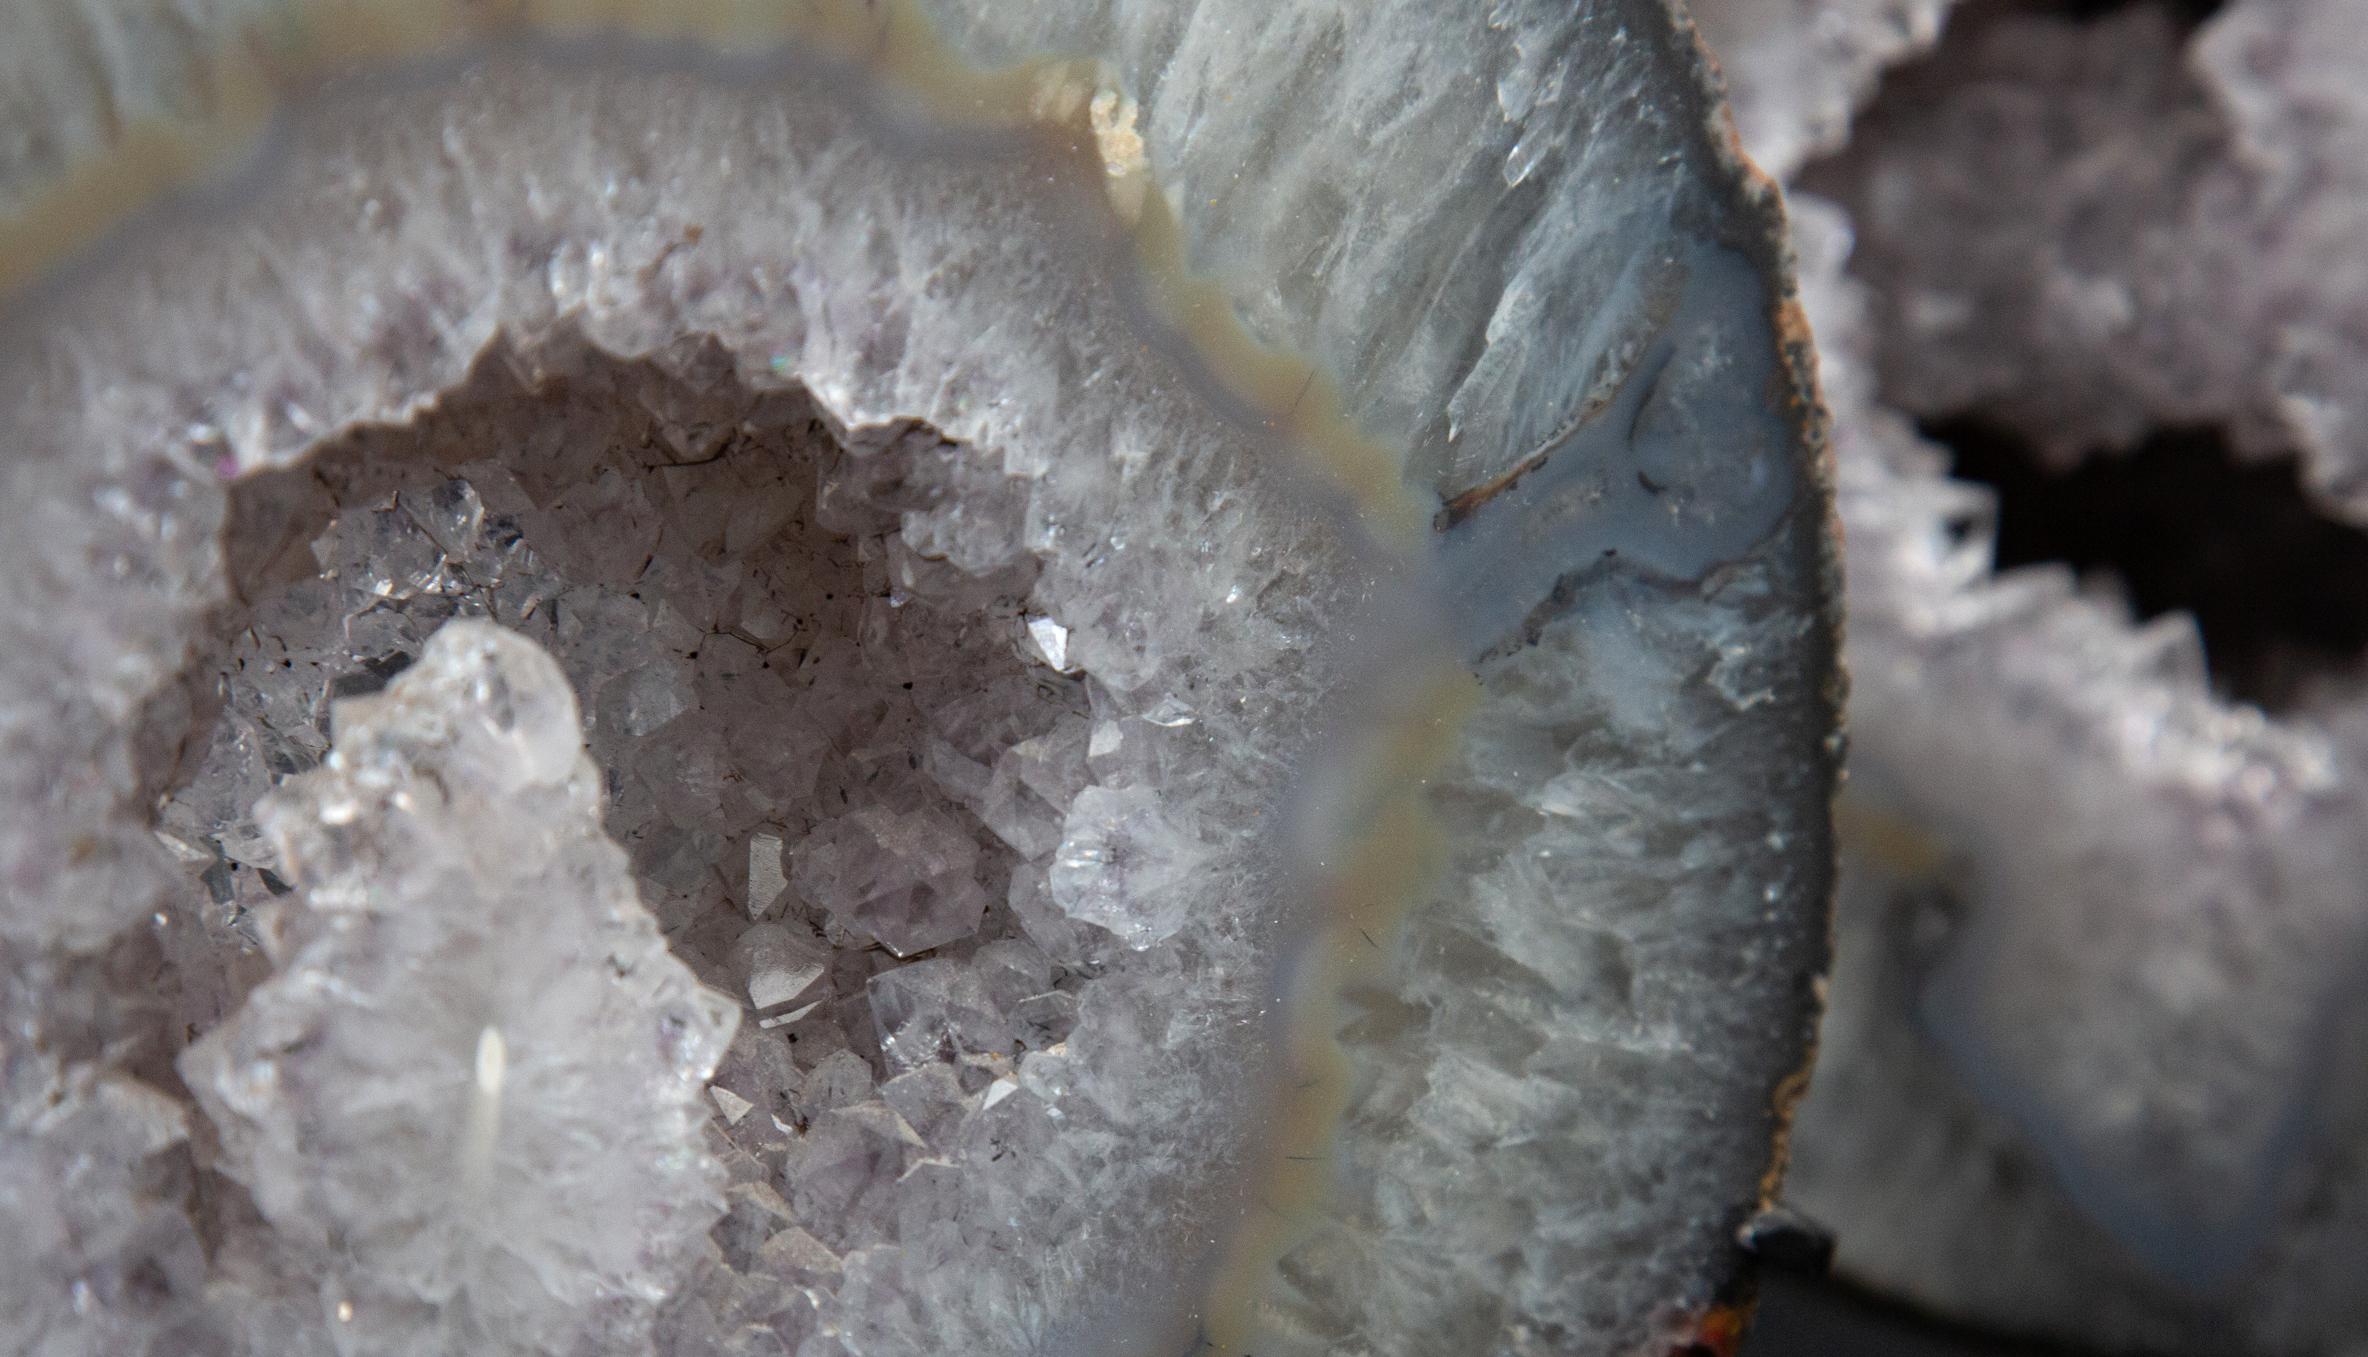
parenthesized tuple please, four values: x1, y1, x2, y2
(1024, 616, 1074, 674)
(1687, 0, 1957, 179)
(0, 1056, 202, 1357)
(178, 621, 739, 1355)
(737, 925, 828, 1012)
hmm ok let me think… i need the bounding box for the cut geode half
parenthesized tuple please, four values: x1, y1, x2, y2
(0, 3, 1838, 1355)
(1686, 1, 2368, 1349)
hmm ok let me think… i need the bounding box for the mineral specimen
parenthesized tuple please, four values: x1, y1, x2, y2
(181, 621, 740, 1355)
(1692, 2, 2368, 1352)
(1778, 195, 2368, 1353)
(0, 3, 1838, 1355)
(1803, 0, 2368, 518)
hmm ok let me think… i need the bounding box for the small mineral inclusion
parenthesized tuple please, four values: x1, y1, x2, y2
(0, 3, 1837, 1355)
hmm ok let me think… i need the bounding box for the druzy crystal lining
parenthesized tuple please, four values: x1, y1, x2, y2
(0, 3, 1839, 1355)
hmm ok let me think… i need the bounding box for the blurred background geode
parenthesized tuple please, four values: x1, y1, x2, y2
(1695, 2, 2368, 1354)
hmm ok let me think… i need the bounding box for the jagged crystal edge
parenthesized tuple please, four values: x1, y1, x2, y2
(179, 620, 740, 1354)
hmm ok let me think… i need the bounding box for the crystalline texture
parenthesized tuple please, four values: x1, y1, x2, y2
(1778, 190, 2368, 1309)
(1049, 784, 1205, 948)
(0, 1055, 203, 1357)
(1685, 7, 2368, 1333)
(178, 621, 738, 1355)
(736, 924, 827, 1012)
(0, 3, 1838, 1355)
(1801, 2, 2368, 519)
(1687, 0, 1957, 179)
(791, 805, 988, 958)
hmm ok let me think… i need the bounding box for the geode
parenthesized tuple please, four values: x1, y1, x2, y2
(0, 4, 1838, 1355)
(1692, 3, 2368, 1353)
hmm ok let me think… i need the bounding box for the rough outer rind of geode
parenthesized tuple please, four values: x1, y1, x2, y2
(0, 3, 1838, 1355)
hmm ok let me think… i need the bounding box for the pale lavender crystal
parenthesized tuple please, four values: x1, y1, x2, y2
(1048, 785, 1207, 948)
(866, 959, 1013, 1073)
(791, 805, 989, 958)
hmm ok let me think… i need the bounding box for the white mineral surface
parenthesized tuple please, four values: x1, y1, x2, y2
(0, 3, 1839, 1355)
(1687, 0, 1957, 180)
(1803, 1, 2368, 519)
(181, 621, 740, 1355)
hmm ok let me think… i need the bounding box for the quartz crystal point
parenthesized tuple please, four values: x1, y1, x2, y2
(179, 620, 739, 1355)
(0, 2, 1839, 1355)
